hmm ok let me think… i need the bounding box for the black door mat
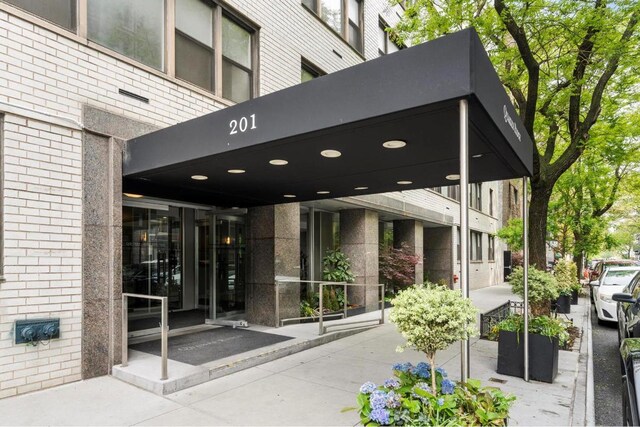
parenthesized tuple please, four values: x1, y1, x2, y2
(128, 309, 206, 332)
(129, 327, 294, 366)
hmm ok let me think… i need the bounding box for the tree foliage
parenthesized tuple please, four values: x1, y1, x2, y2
(379, 243, 422, 291)
(496, 217, 523, 252)
(391, 0, 640, 269)
(390, 284, 478, 391)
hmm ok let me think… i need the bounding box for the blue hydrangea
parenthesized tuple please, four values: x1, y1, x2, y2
(359, 381, 377, 394)
(441, 379, 455, 395)
(369, 408, 391, 425)
(386, 391, 401, 408)
(392, 362, 413, 372)
(436, 367, 448, 377)
(414, 382, 432, 394)
(370, 390, 388, 410)
(383, 378, 400, 389)
(437, 397, 445, 406)
(411, 363, 431, 379)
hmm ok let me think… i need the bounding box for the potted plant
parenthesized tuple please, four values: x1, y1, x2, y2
(347, 284, 515, 425)
(496, 266, 568, 383)
(555, 259, 581, 305)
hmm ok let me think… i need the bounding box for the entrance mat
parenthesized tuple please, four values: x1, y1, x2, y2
(129, 327, 294, 366)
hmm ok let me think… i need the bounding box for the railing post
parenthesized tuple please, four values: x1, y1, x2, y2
(275, 280, 280, 328)
(122, 294, 128, 367)
(343, 283, 348, 320)
(319, 283, 324, 335)
(380, 284, 385, 325)
(160, 296, 168, 380)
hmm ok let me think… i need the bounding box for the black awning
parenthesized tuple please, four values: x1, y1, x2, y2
(123, 28, 532, 207)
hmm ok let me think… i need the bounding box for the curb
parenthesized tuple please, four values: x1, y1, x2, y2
(586, 298, 596, 425)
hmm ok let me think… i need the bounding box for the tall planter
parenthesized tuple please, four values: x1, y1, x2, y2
(570, 289, 579, 305)
(497, 330, 559, 383)
(555, 294, 571, 314)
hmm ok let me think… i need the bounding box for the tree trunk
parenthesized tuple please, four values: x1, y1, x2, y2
(528, 184, 553, 270)
(572, 230, 584, 281)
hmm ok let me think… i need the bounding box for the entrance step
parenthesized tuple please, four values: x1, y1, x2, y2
(112, 319, 381, 395)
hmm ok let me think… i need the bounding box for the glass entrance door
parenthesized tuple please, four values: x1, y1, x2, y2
(213, 216, 246, 318)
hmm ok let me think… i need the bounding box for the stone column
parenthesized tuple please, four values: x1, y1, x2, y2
(340, 209, 379, 311)
(246, 203, 300, 327)
(423, 227, 454, 287)
(393, 220, 424, 284)
(82, 132, 123, 378)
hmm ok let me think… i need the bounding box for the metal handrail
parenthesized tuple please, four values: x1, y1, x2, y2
(121, 293, 169, 380)
(274, 278, 385, 335)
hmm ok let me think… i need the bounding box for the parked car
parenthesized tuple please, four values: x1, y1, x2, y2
(613, 272, 640, 343)
(593, 267, 640, 324)
(619, 338, 640, 426)
(591, 259, 640, 283)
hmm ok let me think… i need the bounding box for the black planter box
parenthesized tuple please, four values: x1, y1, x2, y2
(497, 330, 559, 383)
(555, 294, 571, 314)
(571, 289, 579, 305)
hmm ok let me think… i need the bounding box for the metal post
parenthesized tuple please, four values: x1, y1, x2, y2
(160, 296, 168, 380)
(380, 284, 385, 325)
(122, 294, 128, 367)
(459, 98, 470, 382)
(275, 280, 280, 328)
(319, 283, 324, 335)
(523, 177, 529, 382)
(343, 283, 348, 319)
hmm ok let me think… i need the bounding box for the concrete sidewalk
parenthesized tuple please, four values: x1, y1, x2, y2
(0, 284, 592, 426)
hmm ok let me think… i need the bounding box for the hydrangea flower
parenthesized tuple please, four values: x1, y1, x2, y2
(436, 367, 447, 377)
(411, 363, 431, 379)
(385, 391, 401, 408)
(437, 397, 445, 406)
(392, 362, 413, 372)
(414, 382, 432, 394)
(441, 379, 455, 395)
(370, 390, 388, 410)
(359, 381, 377, 394)
(369, 408, 391, 425)
(383, 378, 400, 389)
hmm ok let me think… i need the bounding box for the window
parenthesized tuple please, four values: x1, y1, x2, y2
(489, 188, 494, 216)
(457, 227, 460, 261)
(0, 115, 3, 281)
(471, 231, 482, 261)
(470, 183, 482, 210)
(222, 15, 253, 103)
(301, 59, 325, 83)
(303, 0, 363, 53)
(174, 1, 255, 103)
(175, 0, 215, 91)
(88, 0, 165, 70)
(488, 235, 495, 261)
(378, 19, 400, 56)
(448, 185, 460, 201)
(4, 0, 76, 31)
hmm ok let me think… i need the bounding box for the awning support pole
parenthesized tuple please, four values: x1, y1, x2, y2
(523, 177, 529, 381)
(459, 99, 470, 383)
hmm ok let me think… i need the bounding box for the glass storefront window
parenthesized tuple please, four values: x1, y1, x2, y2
(122, 206, 182, 312)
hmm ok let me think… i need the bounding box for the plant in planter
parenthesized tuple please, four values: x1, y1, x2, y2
(348, 284, 514, 425)
(555, 259, 581, 305)
(499, 266, 568, 382)
(322, 248, 355, 283)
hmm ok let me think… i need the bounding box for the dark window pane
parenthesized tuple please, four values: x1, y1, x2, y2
(222, 60, 250, 103)
(5, 0, 76, 31)
(302, 0, 317, 10)
(176, 32, 214, 92)
(301, 67, 315, 83)
(349, 21, 362, 52)
(88, 0, 165, 70)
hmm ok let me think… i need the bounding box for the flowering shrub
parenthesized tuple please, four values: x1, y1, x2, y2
(353, 363, 515, 426)
(390, 284, 478, 391)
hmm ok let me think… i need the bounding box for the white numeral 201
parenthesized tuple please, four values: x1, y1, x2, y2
(229, 114, 257, 135)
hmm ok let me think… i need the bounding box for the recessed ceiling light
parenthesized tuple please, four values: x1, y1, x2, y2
(227, 169, 246, 174)
(320, 149, 341, 158)
(472, 154, 483, 158)
(354, 186, 368, 190)
(397, 180, 412, 185)
(283, 194, 296, 198)
(383, 140, 407, 149)
(191, 175, 208, 180)
(123, 193, 144, 198)
(446, 174, 460, 181)
(269, 159, 288, 166)
(317, 191, 330, 195)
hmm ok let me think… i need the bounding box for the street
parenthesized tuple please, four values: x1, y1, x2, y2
(592, 303, 623, 426)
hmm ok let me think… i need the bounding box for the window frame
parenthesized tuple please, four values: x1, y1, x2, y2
(488, 235, 495, 261)
(220, 11, 256, 103)
(3, 0, 77, 32)
(301, 58, 326, 82)
(489, 188, 494, 216)
(471, 231, 482, 262)
(378, 17, 401, 56)
(302, 0, 364, 54)
(0, 115, 4, 282)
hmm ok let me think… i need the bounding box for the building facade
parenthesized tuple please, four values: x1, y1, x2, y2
(0, 0, 514, 398)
